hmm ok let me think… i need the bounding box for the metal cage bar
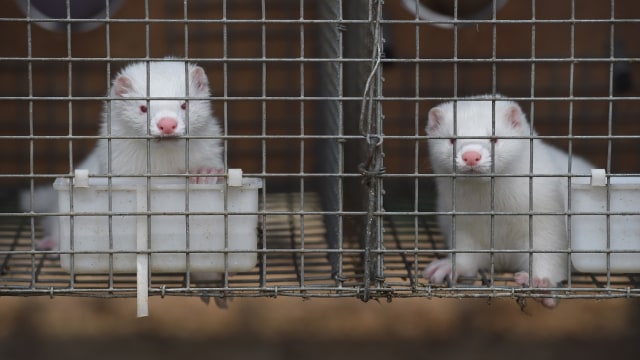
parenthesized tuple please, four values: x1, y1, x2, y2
(1, 0, 639, 308)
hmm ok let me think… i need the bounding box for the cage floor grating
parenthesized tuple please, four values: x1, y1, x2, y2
(1, 192, 639, 302)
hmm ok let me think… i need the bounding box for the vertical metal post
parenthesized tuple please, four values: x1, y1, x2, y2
(347, 0, 385, 299)
(317, 0, 344, 279)
(318, 1, 384, 297)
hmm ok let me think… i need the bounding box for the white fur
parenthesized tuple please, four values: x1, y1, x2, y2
(22, 58, 224, 250)
(83, 59, 223, 175)
(424, 95, 593, 307)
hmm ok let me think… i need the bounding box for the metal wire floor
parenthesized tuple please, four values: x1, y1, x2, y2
(1, 192, 640, 302)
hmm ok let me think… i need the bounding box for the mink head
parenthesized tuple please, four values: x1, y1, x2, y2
(426, 95, 532, 175)
(102, 60, 214, 138)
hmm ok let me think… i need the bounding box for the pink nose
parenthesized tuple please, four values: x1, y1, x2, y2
(157, 117, 178, 135)
(462, 150, 482, 166)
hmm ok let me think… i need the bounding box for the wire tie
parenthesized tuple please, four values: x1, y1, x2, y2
(365, 134, 383, 147)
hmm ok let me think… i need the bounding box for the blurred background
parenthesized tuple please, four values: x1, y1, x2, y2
(2, 1, 640, 358)
(1, 296, 639, 359)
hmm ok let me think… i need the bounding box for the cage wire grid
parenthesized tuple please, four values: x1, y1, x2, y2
(1, 0, 640, 306)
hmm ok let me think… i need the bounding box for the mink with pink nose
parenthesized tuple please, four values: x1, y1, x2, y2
(21, 58, 224, 252)
(424, 95, 595, 308)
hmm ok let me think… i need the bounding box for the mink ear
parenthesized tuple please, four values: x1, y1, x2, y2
(505, 104, 525, 129)
(190, 66, 210, 93)
(426, 107, 445, 134)
(113, 75, 134, 97)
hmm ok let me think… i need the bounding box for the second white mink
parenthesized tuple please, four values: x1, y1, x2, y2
(423, 95, 593, 308)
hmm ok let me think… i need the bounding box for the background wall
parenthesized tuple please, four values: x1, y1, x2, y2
(2, 0, 639, 191)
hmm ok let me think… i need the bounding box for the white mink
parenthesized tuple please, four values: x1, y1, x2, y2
(81, 58, 223, 179)
(423, 95, 594, 308)
(22, 58, 224, 250)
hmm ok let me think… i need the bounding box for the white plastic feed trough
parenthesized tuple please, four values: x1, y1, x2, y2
(570, 169, 640, 273)
(53, 169, 261, 274)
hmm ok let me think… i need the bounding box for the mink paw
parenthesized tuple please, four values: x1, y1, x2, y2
(514, 271, 558, 309)
(189, 168, 224, 184)
(36, 236, 60, 259)
(423, 259, 453, 284)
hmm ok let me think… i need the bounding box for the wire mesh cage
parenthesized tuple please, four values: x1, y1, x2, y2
(2, 0, 640, 315)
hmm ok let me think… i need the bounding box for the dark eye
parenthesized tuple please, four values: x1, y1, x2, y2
(449, 138, 456, 145)
(139, 105, 148, 113)
(180, 102, 187, 110)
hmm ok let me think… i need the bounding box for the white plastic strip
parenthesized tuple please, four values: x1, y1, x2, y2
(136, 186, 149, 317)
(73, 169, 89, 188)
(228, 168, 243, 187)
(591, 168, 607, 187)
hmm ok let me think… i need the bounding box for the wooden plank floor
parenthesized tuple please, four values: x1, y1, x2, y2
(1, 192, 639, 301)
